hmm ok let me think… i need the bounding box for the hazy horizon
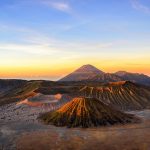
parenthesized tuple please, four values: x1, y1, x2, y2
(0, 64, 150, 81)
(0, 0, 150, 79)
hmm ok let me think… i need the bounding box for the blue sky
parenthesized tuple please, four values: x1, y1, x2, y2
(0, 0, 150, 80)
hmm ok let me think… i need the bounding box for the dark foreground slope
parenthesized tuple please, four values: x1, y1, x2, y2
(39, 97, 138, 128)
(80, 81, 150, 110)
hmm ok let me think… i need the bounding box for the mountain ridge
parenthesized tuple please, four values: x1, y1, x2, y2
(59, 64, 150, 85)
(79, 81, 150, 110)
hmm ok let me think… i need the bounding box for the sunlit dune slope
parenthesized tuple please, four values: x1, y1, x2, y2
(80, 81, 150, 110)
(39, 97, 139, 128)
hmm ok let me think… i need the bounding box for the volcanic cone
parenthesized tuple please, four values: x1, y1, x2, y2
(40, 97, 139, 128)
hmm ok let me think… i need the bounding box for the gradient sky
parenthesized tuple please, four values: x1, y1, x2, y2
(0, 0, 150, 80)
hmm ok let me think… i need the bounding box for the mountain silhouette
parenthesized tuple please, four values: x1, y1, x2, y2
(60, 64, 105, 81)
(59, 64, 150, 85)
(115, 71, 150, 85)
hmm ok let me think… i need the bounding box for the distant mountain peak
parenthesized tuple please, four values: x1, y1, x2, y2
(74, 64, 104, 74)
(80, 64, 93, 67)
(78, 64, 97, 69)
(115, 71, 150, 85)
(59, 64, 104, 81)
(59, 65, 150, 85)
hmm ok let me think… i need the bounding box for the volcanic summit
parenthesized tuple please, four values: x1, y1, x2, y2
(59, 64, 104, 81)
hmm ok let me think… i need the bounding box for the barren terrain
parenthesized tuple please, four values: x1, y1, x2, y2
(0, 101, 150, 150)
